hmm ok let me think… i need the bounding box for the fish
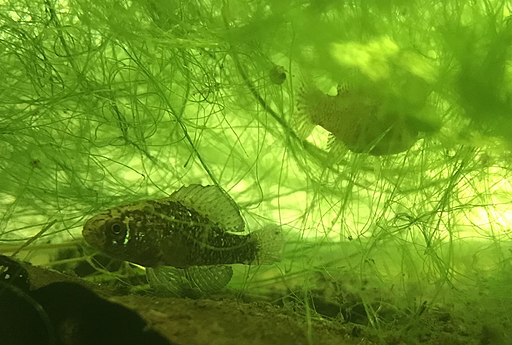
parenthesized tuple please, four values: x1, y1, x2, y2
(82, 184, 283, 269)
(296, 83, 435, 156)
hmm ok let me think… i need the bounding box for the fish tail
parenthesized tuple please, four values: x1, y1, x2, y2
(251, 224, 284, 264)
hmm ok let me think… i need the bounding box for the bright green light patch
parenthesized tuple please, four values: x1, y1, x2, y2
(461, 169, 512, 239)
(306, 126, 331, 150)
(399, 50, 438, 83)
(330, 36, 399, 80)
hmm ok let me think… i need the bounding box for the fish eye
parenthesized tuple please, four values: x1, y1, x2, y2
(111, 222, 122, 234)
(107, 220, 126, 239)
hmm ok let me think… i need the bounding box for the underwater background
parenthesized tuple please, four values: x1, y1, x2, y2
(1, 1, 512, 344)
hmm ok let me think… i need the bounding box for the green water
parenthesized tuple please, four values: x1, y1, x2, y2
(1, 1, 511, 344)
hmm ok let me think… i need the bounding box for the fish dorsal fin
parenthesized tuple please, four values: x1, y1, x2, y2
(336, 83, 350, 95)
(170, 184, 245, 232)
(326, 133, 337, 150)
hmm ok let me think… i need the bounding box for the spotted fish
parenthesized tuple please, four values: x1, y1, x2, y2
(296, 84, 435, 156)
(82, 184, 282, 269)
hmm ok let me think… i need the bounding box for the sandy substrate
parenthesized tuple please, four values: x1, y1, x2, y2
(13, 260, 508, 345)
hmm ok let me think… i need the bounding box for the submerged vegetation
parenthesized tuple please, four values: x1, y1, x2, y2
(1, 0, 512, 344)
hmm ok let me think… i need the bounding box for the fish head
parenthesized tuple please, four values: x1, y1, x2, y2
(82, 205, 165, 267)
(83, 211, 132, 261)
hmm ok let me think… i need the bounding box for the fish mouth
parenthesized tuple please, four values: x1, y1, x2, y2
(82, 216, 107, 247)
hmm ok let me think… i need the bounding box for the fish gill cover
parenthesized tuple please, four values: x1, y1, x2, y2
(0, 0, 511, 344)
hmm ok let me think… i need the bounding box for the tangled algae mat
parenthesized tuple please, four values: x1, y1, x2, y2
(2, 2, 512, 345)
(15, 261, 507, 345)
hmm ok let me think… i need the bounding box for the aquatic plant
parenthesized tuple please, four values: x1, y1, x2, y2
(1, 1, 512, 344)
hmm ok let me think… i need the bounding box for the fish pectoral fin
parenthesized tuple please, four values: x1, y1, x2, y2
(169, 184, 245, 232)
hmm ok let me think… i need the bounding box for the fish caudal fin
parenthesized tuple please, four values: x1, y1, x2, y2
(251, 224, 284, 264)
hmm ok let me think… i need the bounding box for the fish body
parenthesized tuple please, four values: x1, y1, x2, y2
(83, 185, 282, 269)
(297, 85, 423, 155)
